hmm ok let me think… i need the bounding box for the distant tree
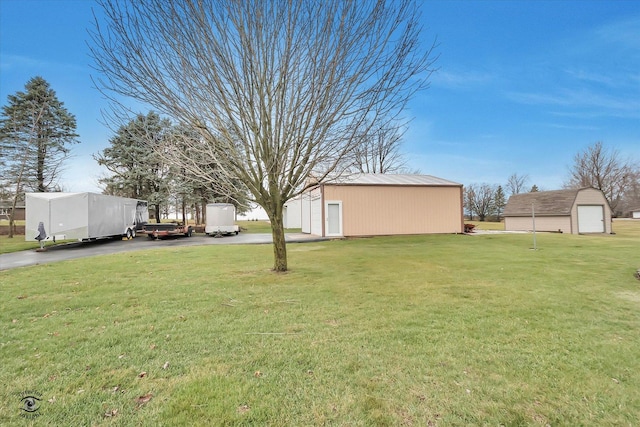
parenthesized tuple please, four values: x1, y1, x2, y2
(464, 186, 476, 220)
(90, 0, 437, 272)
(506, 173, 529, 196)
(0, 76, 79, 237)
(530, 185, 539, 192)
(466, 183, 496, 222)
(352, 121, 411, 174)
(493, 185, 506, 219)
(166, 124, 250, 223)
(620, 172, 640, 216)
(565, 141, 639, 215)
(95, 112, 172, 222)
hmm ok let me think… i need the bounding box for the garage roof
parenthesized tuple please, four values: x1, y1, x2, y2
(326, 173, 461, 187)
(503, 189, 581, 216)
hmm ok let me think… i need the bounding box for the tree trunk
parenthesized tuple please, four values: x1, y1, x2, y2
(37, 137, 46, 192)
(8, 213, 15, 238)
(155, 204, 161, 223)
(266, 203, 287, 272)
(8, 193, 21, 238)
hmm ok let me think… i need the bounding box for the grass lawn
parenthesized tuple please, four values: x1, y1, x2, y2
(0, 235, 43, 254)
(467, 220, 504, 231)
(236, 219, 273, 233)
(0, 235, 102, 255)
(236, 220, 301, 234)
(1, 221, 639, 425)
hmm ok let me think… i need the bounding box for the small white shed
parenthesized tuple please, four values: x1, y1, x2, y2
(503, 187, 612, 234)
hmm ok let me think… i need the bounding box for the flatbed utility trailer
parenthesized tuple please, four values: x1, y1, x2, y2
(139, 222, 193, 239)
(25, 192, 148, 242)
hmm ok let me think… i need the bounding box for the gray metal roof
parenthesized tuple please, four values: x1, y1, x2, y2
(503, 189, 581, 217)
(325, 173, 461, 187)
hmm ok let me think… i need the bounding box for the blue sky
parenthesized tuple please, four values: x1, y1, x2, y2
(1, 0, 639, 194)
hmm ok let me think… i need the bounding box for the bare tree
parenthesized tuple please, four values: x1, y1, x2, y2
(465, 183, 496, 222)
(566, 141, 638, 214)
(90, 0, 437, 271)
(352, 121, 410, 174)
(506, 173, 529, 196)
(621, 172, 640, 216)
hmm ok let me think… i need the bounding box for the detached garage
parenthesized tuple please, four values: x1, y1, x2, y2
(301, 173, 463, 237)
(503, 187, 612, 234)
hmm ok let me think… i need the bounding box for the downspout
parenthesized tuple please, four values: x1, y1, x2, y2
(459, 185, 464, 233)
(321, 184, 325, 237)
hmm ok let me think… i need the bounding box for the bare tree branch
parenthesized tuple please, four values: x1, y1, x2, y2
(565, 141, 638, 214)
(506, 173, 529, 196)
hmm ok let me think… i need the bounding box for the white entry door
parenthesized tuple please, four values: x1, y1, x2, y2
(577, 205, 604, 233)
(325, 201, 342, 236)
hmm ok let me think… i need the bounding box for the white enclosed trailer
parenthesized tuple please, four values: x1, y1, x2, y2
(25, 192, 149, 242)
(205, 203, 239, 236)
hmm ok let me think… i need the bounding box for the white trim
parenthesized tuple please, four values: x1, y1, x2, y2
(325, 200, 343, 236)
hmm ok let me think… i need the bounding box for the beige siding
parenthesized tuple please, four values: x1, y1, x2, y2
(505, 216, 571, 233)
(323, 185, 463, 236)
(571, 188, 612, 234)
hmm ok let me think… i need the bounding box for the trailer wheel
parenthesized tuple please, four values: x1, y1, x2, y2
(126, 228, 133, 240)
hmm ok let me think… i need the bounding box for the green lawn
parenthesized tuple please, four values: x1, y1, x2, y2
(0, 235, 42, 254)
(467, 220, 504, 231)
(1, 221, 639, 425)
(236, 219, 274, 233)
(236, 219, 301, 234)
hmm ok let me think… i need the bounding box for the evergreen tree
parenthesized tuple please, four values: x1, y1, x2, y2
(95, 112, 172, 222)
(159, 124, 243, 223)
(530, 185, 539, 192)
(493, 185, 506, 219)
(0, 76, 79, 237)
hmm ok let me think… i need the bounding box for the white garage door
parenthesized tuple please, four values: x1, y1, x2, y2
(577, 205, 604, 233)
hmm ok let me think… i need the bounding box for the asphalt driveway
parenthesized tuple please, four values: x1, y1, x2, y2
(0, 233, 329, 271)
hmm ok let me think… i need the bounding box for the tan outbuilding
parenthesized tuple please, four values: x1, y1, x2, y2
(503, 187, 612, 234)
(300, 173, 463, 237)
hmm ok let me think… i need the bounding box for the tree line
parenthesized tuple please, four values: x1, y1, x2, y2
(465, 175, 536, 222)
(94, 111, 251, 224)
(466, 143, 640, 221)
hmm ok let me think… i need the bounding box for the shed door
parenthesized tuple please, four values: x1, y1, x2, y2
(577, 205, 604, 233)
(325, 201, 342, 236)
